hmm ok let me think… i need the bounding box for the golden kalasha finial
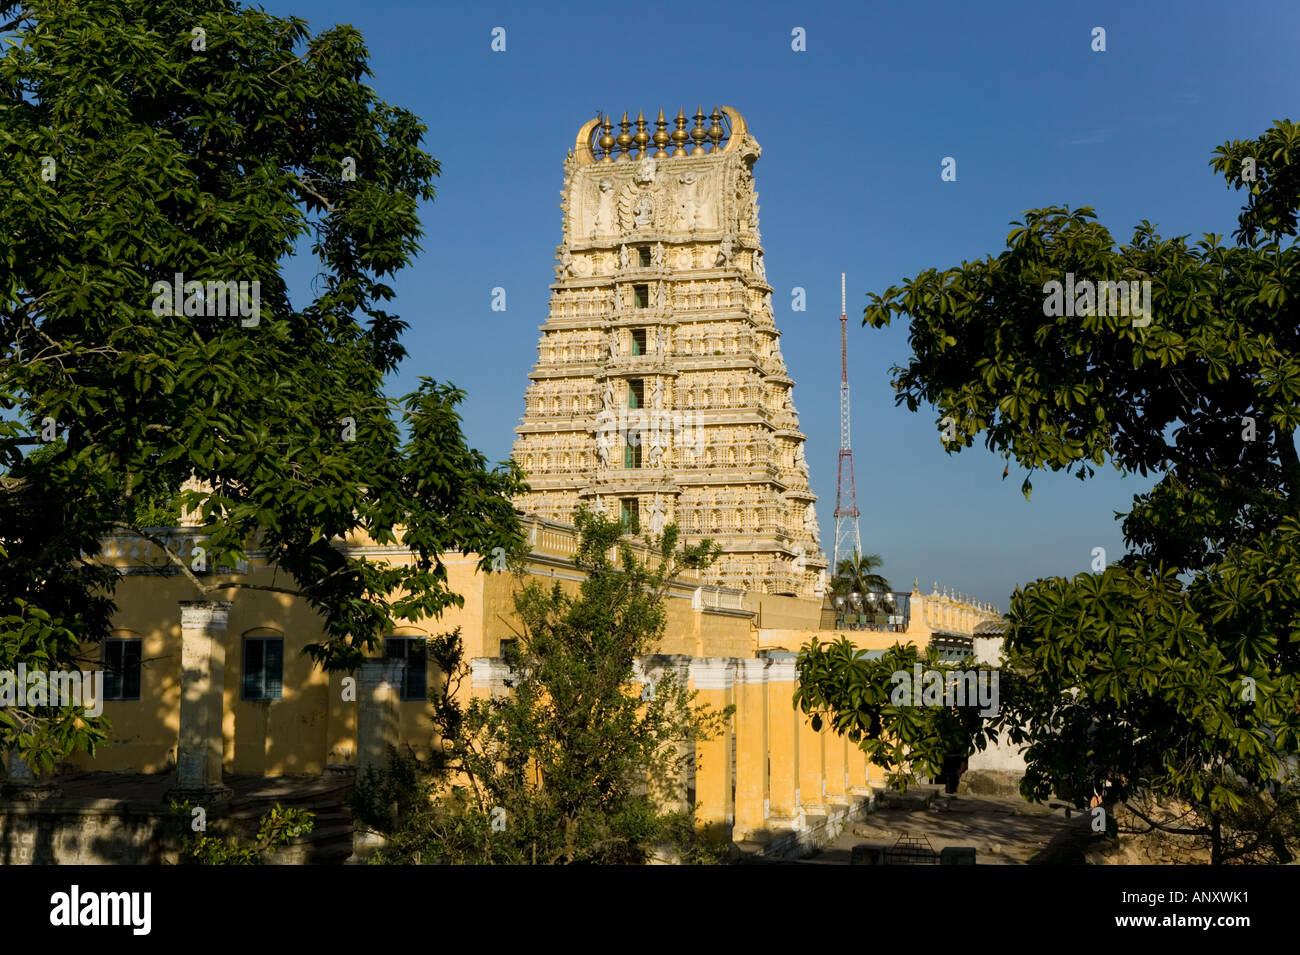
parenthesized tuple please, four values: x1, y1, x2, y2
(617, 112, 633, 160)
(690, 105, 708, 155)
(634, 111, 649, 157)
(671, 109, 689, 157)
(707, 106, 724, 149)
(598, 114, 615, 163)
(653, 109, 669, 158)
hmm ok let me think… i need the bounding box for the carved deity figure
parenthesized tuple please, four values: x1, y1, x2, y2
(594, 178, 616, 237)
(734, 164, 758, 229)
(602, 377, 615, 412)
(651, 243, 664, 268)
(634, 194, 654, 229)
(635, 157, 657, 185)
(646, 498, 667, 534)
(675, 173, 699, 230)
(803, 501, 819, 539)
(595, 413, 614, 467)
(715, 235, 733, 267)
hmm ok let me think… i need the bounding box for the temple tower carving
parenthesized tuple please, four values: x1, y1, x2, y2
(511, 106, 827, 597)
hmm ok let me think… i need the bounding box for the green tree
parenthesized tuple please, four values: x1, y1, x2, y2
(0, 0, 525, 771)
(170, 800, 314, 865)
(795, 640, 991, 788)
(829, 551, 891, 601)
(799, 119, 1300, 863)
(353, 508, 731, 865)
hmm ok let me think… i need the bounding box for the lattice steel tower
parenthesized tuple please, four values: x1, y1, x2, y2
(833, 273, 861, 568)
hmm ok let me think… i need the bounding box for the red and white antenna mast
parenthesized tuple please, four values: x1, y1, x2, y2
(833, 272, 861, 568)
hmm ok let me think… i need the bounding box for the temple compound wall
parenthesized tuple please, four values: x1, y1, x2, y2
(1, 514, 1000, 859)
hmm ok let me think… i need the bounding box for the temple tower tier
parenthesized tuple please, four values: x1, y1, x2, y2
(511, 105, 828, 597)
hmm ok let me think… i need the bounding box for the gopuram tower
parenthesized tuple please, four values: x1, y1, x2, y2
(511, 106, 827, 598)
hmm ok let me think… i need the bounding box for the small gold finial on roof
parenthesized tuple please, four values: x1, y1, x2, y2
(707, 106, 724, 149)
(671, 109, 689, 156)
(634, 111, 649, 157)
(617, 112, 633, 161)
(690, 105, 707, 155)
(653, 109, 669, 158)
(598, 114, 615, 163)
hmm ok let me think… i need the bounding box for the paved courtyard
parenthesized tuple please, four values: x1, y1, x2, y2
(797, 792, 1095, 865)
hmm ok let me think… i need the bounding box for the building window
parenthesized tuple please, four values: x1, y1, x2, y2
(385, 637, 427, 701)
(624, 441, 642, 469)
(498, 637, 518, 660)
(627, 379, 644, 409)
(631, 328, 646, 355)
(103, 638, 142, 701)
(634, 284, 649, 308)
(638, 245, 651, 267)
(620, 497, 640, 533)
(242, 637, 283, 701)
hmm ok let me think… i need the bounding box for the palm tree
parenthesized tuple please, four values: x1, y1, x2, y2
(830, 552, 891, 598)
(829, 553, 893, 628)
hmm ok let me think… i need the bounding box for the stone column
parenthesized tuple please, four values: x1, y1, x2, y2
(637, 655, 694, 814)
(171, 600, 231, 799)
(824, 730, 848, 804)
(325, 669, 358, 776)
(733, 658, 769, 839)
(356, 657, 401, 779)
(766, 657, 798, 821)
(798, 709, 825, 812)
(689, 658, 734, 842)
(847, 736, 870, 793)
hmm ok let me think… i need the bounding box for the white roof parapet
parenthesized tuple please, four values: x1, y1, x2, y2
(734, 658, 771, 684)
(766, 657, 799, 683)
(689, 658, 736, 690)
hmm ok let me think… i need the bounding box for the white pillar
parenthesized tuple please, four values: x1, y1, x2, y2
(172, 600, 231, 798)
(356, 657, 401, 778)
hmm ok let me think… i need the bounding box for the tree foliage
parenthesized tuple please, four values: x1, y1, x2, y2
(170, 800, 314, 865)
(800, 119, 1300, 862)
(829, 551, 891, 600)
(795, 640, 998, 786)
(352, 509, 731, 865)
(0, 0, 524, 771)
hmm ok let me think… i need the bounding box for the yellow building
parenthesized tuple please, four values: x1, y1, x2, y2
(6, 108, 1003, 860)
(50, 516, 997, 854)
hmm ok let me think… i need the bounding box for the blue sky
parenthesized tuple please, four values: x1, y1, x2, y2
(262, 0, 1300, 608)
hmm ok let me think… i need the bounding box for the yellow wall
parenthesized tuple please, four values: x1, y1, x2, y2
(71, 520, 999, 845)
